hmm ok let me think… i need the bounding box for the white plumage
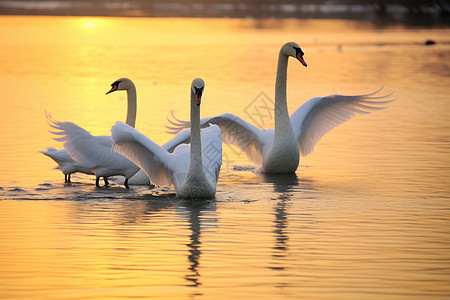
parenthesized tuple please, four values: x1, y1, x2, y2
(112, 78, 222, 198)
(166, 42, 395, 173)
(38, 147, 94, 183)
(47, 78, 147, 187)
(49, 120, 140, 187)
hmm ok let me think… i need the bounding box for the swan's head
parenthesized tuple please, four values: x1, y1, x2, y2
(282, 42, 307, 67)
(106, 78, 133, 95)
(191, 78, 205, 106)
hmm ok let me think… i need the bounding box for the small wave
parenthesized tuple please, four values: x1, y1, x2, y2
(232, 165, 257, 172)
(8, 187, 26, 193)
(142, 187, 177, 199)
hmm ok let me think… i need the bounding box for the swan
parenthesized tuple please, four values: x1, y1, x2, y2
(38, 147, 94, 183)
(166, 42, 395, 173)
(48, 78, 144, 188)
(41, 114, 111, 185)
(111, 78, 222, 198)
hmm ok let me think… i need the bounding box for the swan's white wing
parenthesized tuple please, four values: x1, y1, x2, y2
(199, 125, 222, 185)
(49, 120, 110, 170)
(290, 88, 395, 156)
(49, 119, 135, 173)
(164, 143, 190, 191)
(167, 113, 264, 165)
(111, 121, 174, 187)
(161, 129, 192, 153)
(163, 125, 222, 193)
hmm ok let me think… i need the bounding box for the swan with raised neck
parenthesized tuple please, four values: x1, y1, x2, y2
(106, 78, 137, 128)
(178, 78, 216, 198)
(263, 42, 307, 173)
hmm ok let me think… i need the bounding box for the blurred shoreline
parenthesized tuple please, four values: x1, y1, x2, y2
(0, 1, 449, 26)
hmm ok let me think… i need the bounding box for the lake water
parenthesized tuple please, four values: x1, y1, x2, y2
(1, 16, 450, 299)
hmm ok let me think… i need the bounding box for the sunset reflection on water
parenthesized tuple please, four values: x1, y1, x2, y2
(0, 16, 450, 299)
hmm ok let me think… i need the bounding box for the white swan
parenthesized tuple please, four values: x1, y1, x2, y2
(48, 78, 144, 188)
(38, 147, 94, 183)
(167, 42, 395, 173)
(111, 78, 222, 198)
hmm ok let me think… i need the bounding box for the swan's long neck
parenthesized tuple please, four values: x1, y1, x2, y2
(178, 87, 215, 198)
(125, 84, 137, 128)
(188, 91, 203, 175)
(274, 52, 293, 138)
(262, 50, 299, 173)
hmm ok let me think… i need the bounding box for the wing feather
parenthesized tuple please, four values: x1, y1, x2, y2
(290, 87, 395, 156)
(111, 121, 174, 187)
(48, 118, 134, 172)
(198, 125, 222, 185)
(167, 112, 264, 165)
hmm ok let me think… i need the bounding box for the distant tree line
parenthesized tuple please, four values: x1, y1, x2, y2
(0, 0, 449, 19)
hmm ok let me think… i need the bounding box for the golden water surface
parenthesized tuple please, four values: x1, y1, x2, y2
(0, 16, 449, 299)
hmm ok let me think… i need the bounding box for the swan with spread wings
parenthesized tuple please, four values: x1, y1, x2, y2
(48, 78, 145, 187)
(112, 78, 222, 198)
(167, 42, 395, 173)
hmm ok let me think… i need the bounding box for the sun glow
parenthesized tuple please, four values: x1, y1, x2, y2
(81, 18, 98, 30)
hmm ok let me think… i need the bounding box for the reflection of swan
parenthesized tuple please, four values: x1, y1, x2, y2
(268, 193, 291, 283)
(262, 173, 299, 194)
(184, 204, 202, 287)
(48, 78, 144, 188)
(264, 174, 294, 275)
(38, 147, 93, 183)
(111, 78, 222, 198)
(167, 42, 395, 173)
(273, 196, 290, 253)
(262, 173, 296, 256)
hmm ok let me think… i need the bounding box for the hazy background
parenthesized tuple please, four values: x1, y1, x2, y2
(1, 0, 449, 23)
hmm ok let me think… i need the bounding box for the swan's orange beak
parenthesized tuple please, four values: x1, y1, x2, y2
(297, 54, 307, 67)
(195, 92, 202, 106)
(106, 84, 118, 95)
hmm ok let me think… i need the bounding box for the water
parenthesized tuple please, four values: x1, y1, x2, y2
(1, 16, 450, 299)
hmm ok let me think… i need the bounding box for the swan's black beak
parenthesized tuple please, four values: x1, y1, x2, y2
(106, 83, 118, 95)
(195, 87, 203, 106)
(195, 93, 202, 106)
(297, 54, 307, 67)
(294, 47, 307, 67)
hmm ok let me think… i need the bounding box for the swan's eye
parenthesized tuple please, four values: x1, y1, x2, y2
(194, 87, 203, 96)
(106, 81, 121, 94)
(294, 47, 304, 57)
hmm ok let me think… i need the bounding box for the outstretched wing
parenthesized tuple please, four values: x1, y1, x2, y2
(161, 128, 192, 153)
(166, 112, 265, 166)
(199, 125, 222, 185)
(111, 121, 173, 187)
(290, 87, 395, 156)
(164, 125, 222, 191)
(48, 118, 134, 172)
